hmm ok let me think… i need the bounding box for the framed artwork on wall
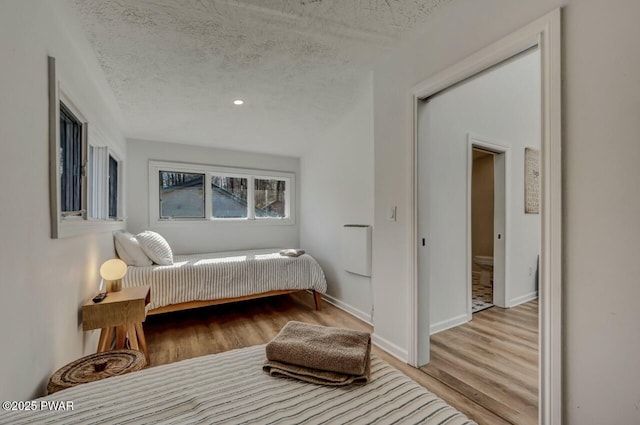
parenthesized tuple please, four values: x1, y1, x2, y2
(524, 147, 540, 214)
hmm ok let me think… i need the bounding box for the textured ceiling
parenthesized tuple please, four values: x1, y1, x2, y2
(69, 0, 450, 155)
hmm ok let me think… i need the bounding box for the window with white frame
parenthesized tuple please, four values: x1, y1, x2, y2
(159, 171, 205, 219)
(59, 101, 86, 217)
(48, 56, 125, 238)
(211, 175, 248, 218)
(108, 155, 119, 219)
(149, 161, 294, 225)
(88, 144, 123, 221)
(254, 178, 287, 218)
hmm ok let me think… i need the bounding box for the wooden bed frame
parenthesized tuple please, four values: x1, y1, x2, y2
(148, 289, 323, 315)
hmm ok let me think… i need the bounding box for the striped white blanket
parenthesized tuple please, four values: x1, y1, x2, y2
(122, 249, 327, 311)
(0, 345, 476, 424)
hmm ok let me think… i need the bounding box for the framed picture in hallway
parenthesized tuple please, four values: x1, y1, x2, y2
(525, 147, 540, 214)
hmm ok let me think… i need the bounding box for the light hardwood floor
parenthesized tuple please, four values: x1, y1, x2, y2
(143, 292, 537, 425)
(422, 299, 538, 425)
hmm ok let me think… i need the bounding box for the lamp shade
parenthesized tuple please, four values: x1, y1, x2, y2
(99, 259, 127, 281)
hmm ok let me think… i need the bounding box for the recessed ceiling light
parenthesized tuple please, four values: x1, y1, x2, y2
(233, 99, 244, 105)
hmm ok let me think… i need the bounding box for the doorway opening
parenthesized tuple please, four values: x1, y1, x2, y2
(471, 148, 495, 313)
(415, 44, 542, 423)
(409, 10, 562, 424)
(471, 148, 496, 313)
(467, 137, 509, 319)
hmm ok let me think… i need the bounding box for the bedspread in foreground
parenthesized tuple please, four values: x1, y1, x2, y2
(123, 249, 327, 310)
(0, 345, 476, 425)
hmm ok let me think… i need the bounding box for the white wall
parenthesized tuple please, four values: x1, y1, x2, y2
(0, 0, 126, 400)
(420, 49, 540, 330)
(300, 76, 374, 323)
(127, 139, 299, 254)
(372, 0, 640, 423)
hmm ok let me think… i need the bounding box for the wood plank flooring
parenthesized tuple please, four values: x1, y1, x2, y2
(143, 292, 537, 425)
(422, 299, 539, 425)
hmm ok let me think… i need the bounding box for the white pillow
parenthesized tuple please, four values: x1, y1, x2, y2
(136, 231, 173, 265)
(114, 231, 153, 267)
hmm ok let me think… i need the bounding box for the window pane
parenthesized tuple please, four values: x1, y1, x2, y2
(255, 179, 286, 218)
(211, 176, 248, 218)
(59, 102, 83, 212)
(159, 171, 205, 218)
(108, 155, 118, 218)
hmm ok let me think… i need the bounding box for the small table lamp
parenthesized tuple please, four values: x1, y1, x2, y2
(100, 259, 127, 292)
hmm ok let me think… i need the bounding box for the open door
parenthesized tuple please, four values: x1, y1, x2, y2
(416, 98, 431, 366)
(492, 146, 507, 308)
(467, 135, 508, 317)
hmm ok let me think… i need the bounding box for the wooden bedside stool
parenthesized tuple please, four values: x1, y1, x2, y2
(48, 349, 145, 394)
(82, 285, 151, 364)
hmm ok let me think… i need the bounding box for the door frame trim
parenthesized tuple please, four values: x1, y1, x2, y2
(408, 9, 562, 425)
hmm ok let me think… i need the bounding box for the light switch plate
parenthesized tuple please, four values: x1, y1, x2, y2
(387, 206, 397, 222)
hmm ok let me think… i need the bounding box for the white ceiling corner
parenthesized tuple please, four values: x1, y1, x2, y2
(69, 0, 450, 156)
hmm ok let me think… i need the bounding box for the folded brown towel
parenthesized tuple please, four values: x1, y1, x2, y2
(279, 249, 305, 257)
(263, 354, 370, 386)
(265, 321, 371, 376)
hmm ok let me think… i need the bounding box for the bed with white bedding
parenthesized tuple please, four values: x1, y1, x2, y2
(122, 249, 327, 314)
(0, 345, 476, 425)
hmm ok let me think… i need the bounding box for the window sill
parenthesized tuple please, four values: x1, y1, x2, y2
(56, 219, 126, 239)
(151, 218, 295, 227)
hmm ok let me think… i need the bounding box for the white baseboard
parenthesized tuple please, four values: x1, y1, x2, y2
(508, 291, 538, 307)
(314, 292, 409, 364)
(319, 292, 373, 325)
(316, 293, 408, 364)
(429, 313, 469, 335)
(372, 333, 408, 363)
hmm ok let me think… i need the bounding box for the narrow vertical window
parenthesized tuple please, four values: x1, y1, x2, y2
(59, 102, 83, 214)
(108, 155, 118, 218)
(49, 57, 125, 237)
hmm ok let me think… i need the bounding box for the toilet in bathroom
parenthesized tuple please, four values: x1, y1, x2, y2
(473, 255, 494, 288)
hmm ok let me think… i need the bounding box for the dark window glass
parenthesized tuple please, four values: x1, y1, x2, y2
(211, 176, 248, 218)
(159, 171, 205, 218)
(59, 103, 82, 212)
(254, 179, 286, 218)
(108, 155, 118, 218)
